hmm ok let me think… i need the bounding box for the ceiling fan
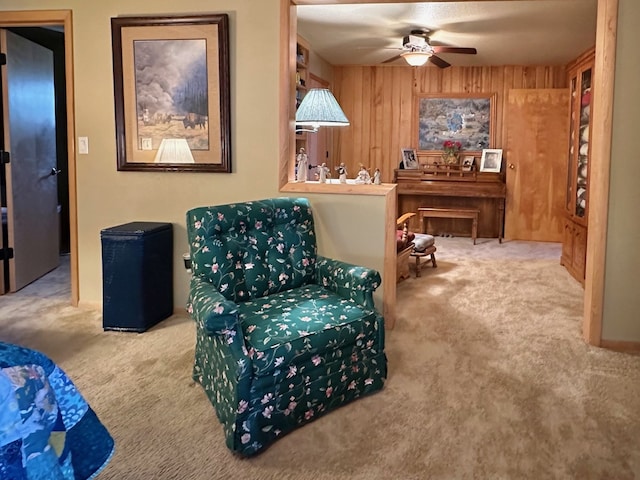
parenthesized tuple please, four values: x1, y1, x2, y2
(383, 29, 477, 68)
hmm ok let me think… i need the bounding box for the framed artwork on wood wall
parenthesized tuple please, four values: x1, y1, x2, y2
(111, 14, 231, 172)
(415, 94, 496, 154)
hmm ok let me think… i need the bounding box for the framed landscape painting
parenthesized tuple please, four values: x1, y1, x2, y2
(111, 14, 231, 172)
(416, 94, 495, 154)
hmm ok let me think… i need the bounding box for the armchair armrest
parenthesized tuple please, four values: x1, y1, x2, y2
(187, 276, 248, 359)
(314, 255, 381, 310)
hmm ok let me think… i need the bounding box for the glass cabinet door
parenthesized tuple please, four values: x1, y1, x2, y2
(566, 76, 578, 214)
(566, 65, 592, 219)
(575, 67, 591, 218)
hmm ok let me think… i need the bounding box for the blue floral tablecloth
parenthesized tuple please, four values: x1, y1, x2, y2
(0, 342, 114, 479)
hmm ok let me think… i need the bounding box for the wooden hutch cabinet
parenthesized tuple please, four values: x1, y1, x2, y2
(561, 47, 594, 284)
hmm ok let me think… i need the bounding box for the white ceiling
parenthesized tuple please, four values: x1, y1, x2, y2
(297, 1, 598, 67)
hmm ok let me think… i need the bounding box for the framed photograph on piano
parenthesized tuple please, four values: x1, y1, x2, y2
(480, 149, 503, 173)
(401, 148, 419, 169)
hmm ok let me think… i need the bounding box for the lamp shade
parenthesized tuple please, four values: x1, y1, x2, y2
(400, 51, 431, 67)
(295, 88, 350, 128)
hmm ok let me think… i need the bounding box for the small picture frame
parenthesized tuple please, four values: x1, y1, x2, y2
(461, 155, 475, 171)
(480, 149, 503, 173)
(401, 148, 419, 169)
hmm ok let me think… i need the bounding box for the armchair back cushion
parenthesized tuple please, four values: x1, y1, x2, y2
(188, 198, 316, 302)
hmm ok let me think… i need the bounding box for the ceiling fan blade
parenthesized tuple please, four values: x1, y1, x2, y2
(429, 55, 451, 69)
(431, 46, 477, 55)
(382, 54, 402, 64)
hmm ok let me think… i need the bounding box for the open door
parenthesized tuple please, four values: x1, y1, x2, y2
(1, 29, 59, 293)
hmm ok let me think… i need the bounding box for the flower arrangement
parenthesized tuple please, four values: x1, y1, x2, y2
(442, 140, 462, 165)
(443, 140, 462, 155)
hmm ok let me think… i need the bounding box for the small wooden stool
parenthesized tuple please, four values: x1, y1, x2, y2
(410, 245, 437, 277)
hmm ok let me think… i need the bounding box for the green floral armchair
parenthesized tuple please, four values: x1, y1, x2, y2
(186, 197, 387, 456)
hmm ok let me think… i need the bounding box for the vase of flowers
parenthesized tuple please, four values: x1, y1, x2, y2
(442, 140, 462, 165)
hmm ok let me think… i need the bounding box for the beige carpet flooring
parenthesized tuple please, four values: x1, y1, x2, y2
(1, 239, 639, 479)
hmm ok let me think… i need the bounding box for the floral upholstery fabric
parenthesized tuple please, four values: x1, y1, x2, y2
(186, 198, 387, 456)
(188, 198, 317, 302)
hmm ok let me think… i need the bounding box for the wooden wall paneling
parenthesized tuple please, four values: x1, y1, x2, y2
(333, 64, 567, 189)
(381, 68, 394, 178)
(351, 67, 365, 170)
(398, 70, 414, 177)
(380, 68, 394, 175)
(391, 68, 405, 172)
(389, 68, 408, 178)
(361, 67, 373, 172)
(372, 67, 385, 173)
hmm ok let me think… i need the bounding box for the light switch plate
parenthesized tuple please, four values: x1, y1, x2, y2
(78, 137, 89, 154)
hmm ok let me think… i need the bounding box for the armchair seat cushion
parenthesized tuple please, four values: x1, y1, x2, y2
(239, 284, 382, 375)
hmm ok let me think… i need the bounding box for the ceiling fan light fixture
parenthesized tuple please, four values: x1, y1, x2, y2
(400, 51, 431, 67)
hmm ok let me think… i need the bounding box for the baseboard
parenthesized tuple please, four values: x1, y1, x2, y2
(77, 301, 101, 311)
(600, 339, 640, 354)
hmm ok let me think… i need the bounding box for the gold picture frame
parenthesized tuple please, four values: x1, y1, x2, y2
(111, 14, 231, 172)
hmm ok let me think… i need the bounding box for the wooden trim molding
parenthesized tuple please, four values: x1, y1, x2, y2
(281, 182, 395, 196)
(384, 187, 397, 329)
(280, 0, 295, 189)
(583, 0, 618, 346)
(1, 10, 78, 306)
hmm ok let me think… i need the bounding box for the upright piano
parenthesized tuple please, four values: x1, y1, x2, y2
(395, 166, 506, 240)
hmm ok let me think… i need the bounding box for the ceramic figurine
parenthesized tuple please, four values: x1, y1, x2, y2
(296, 148, 308, 182)
(317, 163, 330, 183)
(336, 163, 348, 183)
(373, 168, 381, 185)
(355, 165, 371, 185)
